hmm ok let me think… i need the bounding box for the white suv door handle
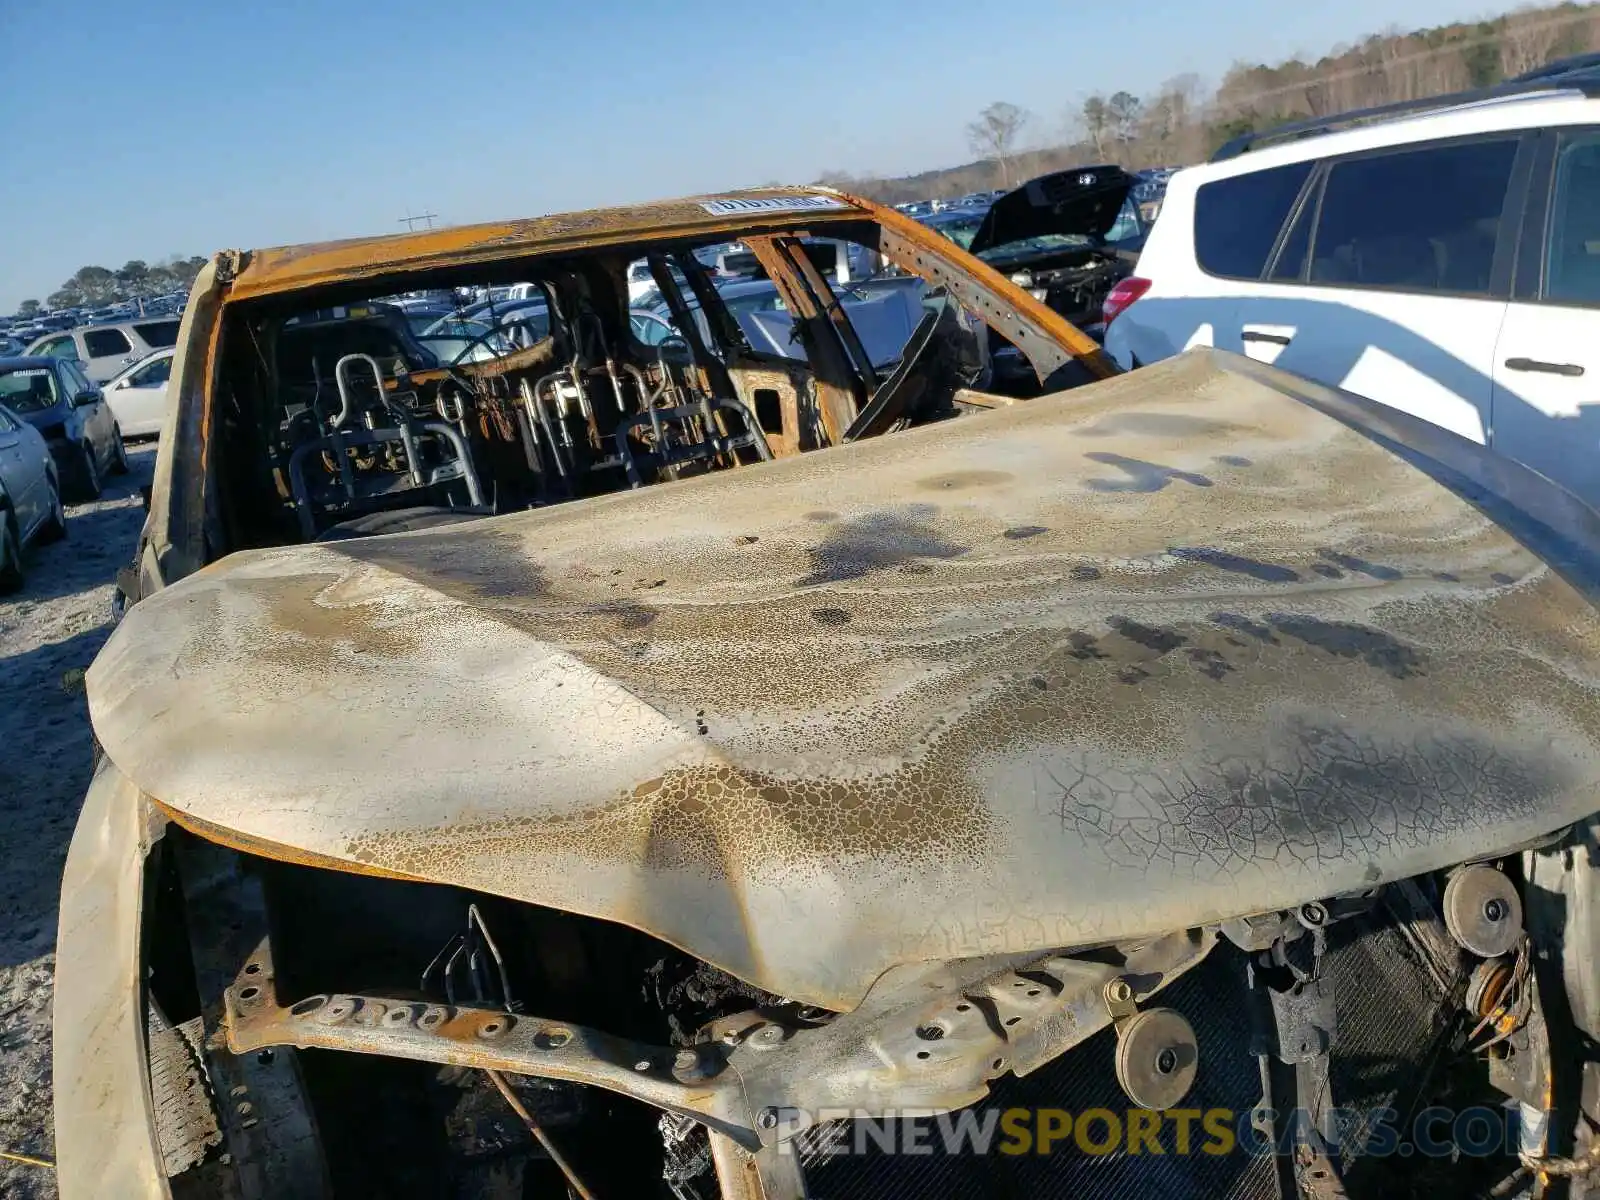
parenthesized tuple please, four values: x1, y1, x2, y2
(1504, 356, 1584, 377)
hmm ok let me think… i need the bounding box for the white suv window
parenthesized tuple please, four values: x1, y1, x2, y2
(1544, 132, 1600, 306)
(1194, 162, 1314, 280)
(1307, 138, 1519, 295)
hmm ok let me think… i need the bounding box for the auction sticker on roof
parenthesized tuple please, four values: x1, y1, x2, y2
(699, 196, 848, 216)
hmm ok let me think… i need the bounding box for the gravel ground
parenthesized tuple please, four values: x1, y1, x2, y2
(0, 445, 154, 1199)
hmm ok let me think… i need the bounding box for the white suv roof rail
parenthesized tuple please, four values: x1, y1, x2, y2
(1211, 56, 1600, 163)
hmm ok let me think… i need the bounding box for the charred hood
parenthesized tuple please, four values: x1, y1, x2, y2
(88, 351, 1600, 1010)
(968, 166, 1136, 255)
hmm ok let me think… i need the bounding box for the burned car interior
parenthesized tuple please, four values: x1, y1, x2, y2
(209, 214, 1102, 553)
(60, 192, 1600, 1200)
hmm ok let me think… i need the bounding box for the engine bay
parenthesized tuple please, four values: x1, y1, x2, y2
(141, 819, 1600, 1200)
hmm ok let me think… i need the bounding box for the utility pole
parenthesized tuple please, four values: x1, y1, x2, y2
(398, 209, 439, 231)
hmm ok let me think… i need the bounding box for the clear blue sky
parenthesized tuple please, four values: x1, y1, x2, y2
(0, 0, 1498, 311)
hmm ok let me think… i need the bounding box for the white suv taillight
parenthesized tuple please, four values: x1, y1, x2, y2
(1102, 276, 1152, 326)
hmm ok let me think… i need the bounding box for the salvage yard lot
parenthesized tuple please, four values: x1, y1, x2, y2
(0, 445, 151, 1199)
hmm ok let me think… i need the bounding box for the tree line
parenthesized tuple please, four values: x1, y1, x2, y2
(825, 1, 1600, 203)
(19, 255, 210, 316)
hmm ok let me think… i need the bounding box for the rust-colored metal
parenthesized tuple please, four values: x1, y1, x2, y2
(149, 797, 431, 886)
(951, 387, 1020, 410)
(743, 235, 860, 445)
(724, 360, 813, 457)
(220, 185, 1112, 386)
(458, 338, 558, 380)
(225, 983, 754, 1143)
(781, 233, 877, 387)
(223, 923, 1212, 1156)
(874, 221, 1095, 386)
(833, 186, 1116, 377)
(227, 190, 868, 302)
(484, 1069, 595, 1200)
(742, 236, 814, 317)
(152, 260, 229, 586)
(709, 1132, 806, 1200)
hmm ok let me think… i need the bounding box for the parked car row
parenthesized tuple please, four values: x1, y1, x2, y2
(2, 290, 185, 351)
(26, 316, 181, 383)
(0, 355, 131, 591)
(0, 398, 65, 592)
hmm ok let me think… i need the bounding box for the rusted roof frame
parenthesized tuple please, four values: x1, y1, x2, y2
(227, 189, 872, 301)
(217, 187, 1113, 387)
(743, 234, 863, 445)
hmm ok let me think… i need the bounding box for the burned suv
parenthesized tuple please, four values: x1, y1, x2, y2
(54, 186, 1600, 1200)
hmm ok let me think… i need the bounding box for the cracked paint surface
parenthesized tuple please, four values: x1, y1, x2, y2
(87, 350, 1600, 1009)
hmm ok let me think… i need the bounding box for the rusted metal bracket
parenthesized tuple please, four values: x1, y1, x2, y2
(780, 236, 878, 388)
(224, 927, 1216, 1155)
(743, 235, 861, 444)
(213, 249, 244, 284)
(225, 977, 754, 1142)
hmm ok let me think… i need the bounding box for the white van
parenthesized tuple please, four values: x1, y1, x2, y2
(1105, 64, 1600, 508)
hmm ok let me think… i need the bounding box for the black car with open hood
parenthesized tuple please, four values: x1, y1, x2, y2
(968, 164, 1142, 258)
(919, 166, 1145, 388)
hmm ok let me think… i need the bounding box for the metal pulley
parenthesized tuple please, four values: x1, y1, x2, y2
(1104, 977, 1199, 1110)
(1443, 865, 1524, 958)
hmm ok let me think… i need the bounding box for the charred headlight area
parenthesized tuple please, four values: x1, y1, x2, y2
(144, 825, 802, 1199)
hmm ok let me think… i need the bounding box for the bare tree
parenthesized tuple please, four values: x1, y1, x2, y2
(1107, 91, 1144, 151)
(1160, 74, 1207, 163)
(1500, 7, 1564, 77)
(1080, 95, 1111, 160)
(1372, 25, 1419, 103)
(841, 5, 1600, 205)
(967, 101, 1031, 187)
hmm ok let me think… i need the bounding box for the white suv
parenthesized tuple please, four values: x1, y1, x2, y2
(1104, 72, 1600, 508)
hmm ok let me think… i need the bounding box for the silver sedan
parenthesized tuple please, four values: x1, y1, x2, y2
(0, 400, 66, 591)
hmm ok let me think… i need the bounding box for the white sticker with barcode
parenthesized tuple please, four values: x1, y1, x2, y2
(699, 196, 848, 216)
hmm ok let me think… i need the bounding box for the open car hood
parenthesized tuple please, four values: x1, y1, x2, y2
(968, 165, 1136, 255)
(88, 351, 1600, 1011)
